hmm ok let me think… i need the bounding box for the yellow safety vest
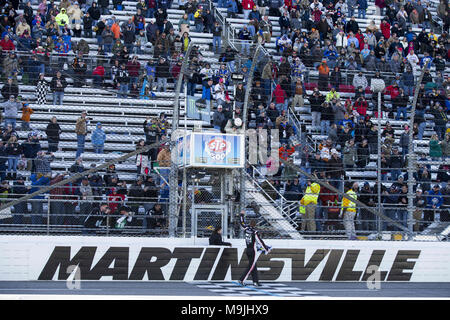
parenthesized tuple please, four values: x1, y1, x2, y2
(299, 205, 306, 214)
(301, 183, 320, 206)
(341, 189, 357, 213)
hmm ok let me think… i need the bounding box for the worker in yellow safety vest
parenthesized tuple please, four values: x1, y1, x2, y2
(340, 182, 359, 240)
(299, 179, 320, 232)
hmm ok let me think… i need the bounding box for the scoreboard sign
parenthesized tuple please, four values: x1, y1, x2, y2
(177, 132, 244, 168)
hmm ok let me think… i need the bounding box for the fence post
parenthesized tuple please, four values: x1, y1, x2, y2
(47, 196, 50, 235)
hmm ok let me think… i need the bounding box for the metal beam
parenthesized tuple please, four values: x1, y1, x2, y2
(407, 64, 428, 234)
(168, 42, 195, 237)
(239, 44, 262, 212)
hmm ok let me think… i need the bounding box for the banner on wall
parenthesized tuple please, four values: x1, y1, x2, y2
(176, 132, 244, 168)
(1, 236, 449, 282)
(186, 95, 211, 123)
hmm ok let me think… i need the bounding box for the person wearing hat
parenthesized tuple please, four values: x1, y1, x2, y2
(340, 182, 359, 240)
(91, 122, 106, 154)
(75, 111, 89, 159)
(425, 184, 443, 226)
(156, 142, 171, 168)
(300, 179, 321, 232)
(55, 7, 70, 31)
(1, 95, 20, 130)
(413, 188, 426, 232)
(212, 105, 225, 132)
(67, 1, 82, 29)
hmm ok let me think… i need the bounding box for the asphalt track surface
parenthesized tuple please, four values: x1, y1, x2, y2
(0, 281, 449, 298)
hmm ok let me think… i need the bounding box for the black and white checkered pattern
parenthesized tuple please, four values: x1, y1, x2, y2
(36, 82, 49, 105)
(191, 282, 321, 297)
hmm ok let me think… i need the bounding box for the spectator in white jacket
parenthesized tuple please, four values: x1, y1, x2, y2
(335, 30, 348, 51)
(352, 71, 368, 89)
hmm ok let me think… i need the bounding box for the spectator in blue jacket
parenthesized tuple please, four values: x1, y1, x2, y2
(202, 78, 214, 109)
(323, 46, 339, 69)
(401, 67, 415, 96)
(29, 173, 50, 225)
(227, 0, 238, 18)
(357, 0, 368, 18)
(426, 184, 443, 224)
(91, 122, 106, 154)
(382, 185, 399, 230)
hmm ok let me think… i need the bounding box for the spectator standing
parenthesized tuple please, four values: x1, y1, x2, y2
(12, 175, 27, 224)
(116, 63, 130, 98)
(20, 103, 33, 131)
(45, 117, 62, 153)
(136, 139, 150, 175)
(309, 88, 324, 132)
(29, 173, 50, 225)
(75, 111, 89, 159)
(35, 74, 50, 105)
(429, 134, 442, 161)
(5, 135, 22, 180)
(34, 151, 55, 177)
(91, 122, 106, 154)
(340, 182, 358, 240)
(359, 182, 375, 231)
(317, 60, 330, 91)
(212, 21, 222, 54)
(357, 0, 368, 18)
(426, 184, 443, 225)
(155, 57, 170, 92)
(1, 77, 19, 100)
(1, 95, 20, 129)
(413, 188, 426, 231)
(299, 180, 320, 232)
(50, 71, 67, 106)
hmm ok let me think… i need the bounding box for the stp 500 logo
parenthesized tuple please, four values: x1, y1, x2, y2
(205, 137, 231, 161)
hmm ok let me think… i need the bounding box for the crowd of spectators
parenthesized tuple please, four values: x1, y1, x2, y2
(0, 0, 449, 235)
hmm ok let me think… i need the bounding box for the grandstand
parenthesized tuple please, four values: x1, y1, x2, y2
(0, 0, 448, 242)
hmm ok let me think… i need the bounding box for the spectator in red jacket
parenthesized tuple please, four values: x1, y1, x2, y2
(380, 20, 391, 40)
(355, 30, 365, 50)
(384, 83, 400, 100)
(93, 64, 105, 87)
(273, 83, 287, 112)
(354, 96, 368, 116)
(242, 0, 255, 19)
(108, 187, 126, 214)
(126, 55, 141, 86)
(0, 35, 15, 51)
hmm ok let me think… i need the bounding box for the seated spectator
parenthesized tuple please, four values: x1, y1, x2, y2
(209, 226, 232, 246)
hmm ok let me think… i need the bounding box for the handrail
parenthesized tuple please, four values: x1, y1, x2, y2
(245, 168, 298, 228)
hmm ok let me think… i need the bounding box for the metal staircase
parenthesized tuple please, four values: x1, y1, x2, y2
(244, 171, 302, 239)
(418, 221, 450, 241)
